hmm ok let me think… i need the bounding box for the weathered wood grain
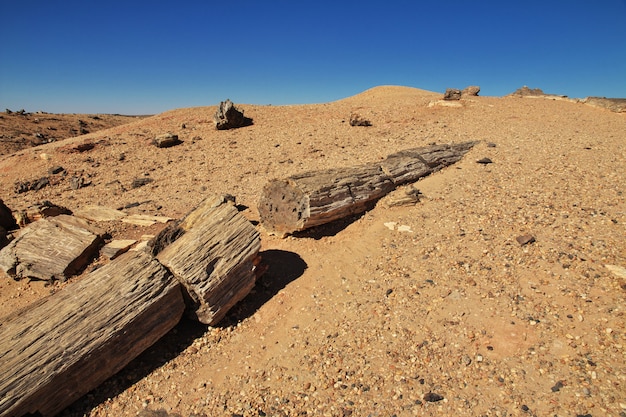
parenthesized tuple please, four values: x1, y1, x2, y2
(380, 142, 476, 185)
(156, 195, 262, 325)
(258, 142, 476, 236)
(0, 250, 184, 417)
(259, 165, 395, 237)
(0, 214, 102, 280)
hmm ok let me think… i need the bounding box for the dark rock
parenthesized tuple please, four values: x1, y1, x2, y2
(131, 177, 154, 189)
(34, 177, 50, 190)
(73, 142, 95, 152)
(153, 133, 182, 148)
(214, 99, 253, 130)
(349, 113, 372, 127)
(516, 234, 536, 246)
(443, 88, 462, 100)
(48, 166, 65, 175)
(551, 380, 565, 392)
(14, 177, 51, 193)
(476, 157, 493, 164)
(462, 85, 480, 96)
(423, 392, 444, 402)
(487, 142, 497, 148)
(0, 199, 18, 231)
(14, 181, 29, 194)
(0, 226, 8, 249)
(521, 404, 530, 412)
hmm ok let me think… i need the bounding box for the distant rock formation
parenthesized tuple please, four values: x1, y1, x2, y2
(462, 86, 480, 96)
(510, 86, 545, 96)
(214, 99, 253, 130)
(582, 97, 626, 113)
(443, 88, 462, 100)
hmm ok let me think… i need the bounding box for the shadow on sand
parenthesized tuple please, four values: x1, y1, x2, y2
(291, 211, 368, 240)
(59, 249, 307, 417)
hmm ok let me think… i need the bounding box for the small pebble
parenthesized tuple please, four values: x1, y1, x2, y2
(423, 392, 444, 402)
(516, 234, 536, 246)
(551, 380, 564, 392)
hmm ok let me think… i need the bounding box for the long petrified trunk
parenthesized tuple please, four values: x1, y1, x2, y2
(0, 251, 184, 417)
(258, 142, 476, 236)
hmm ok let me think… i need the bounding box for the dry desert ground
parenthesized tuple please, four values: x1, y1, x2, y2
(0, 86, 625, 417)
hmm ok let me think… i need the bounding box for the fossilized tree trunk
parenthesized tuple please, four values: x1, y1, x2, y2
(258, 142, 476, 236)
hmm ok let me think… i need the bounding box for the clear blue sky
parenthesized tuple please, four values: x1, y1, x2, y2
(1, 1, 625, 114)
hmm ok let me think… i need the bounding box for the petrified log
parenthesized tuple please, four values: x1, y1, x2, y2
(0, 251, 184, 417)
(0, 195, 263, 416)
(0, 214, 102, 281)
(259, 165, 395, 237)
(156, 195, 262, 325)
(258, 142, 476, 236)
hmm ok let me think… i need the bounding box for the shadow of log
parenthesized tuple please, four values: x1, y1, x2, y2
(291, 209, 371, 240)
(220, 249, 308, 326)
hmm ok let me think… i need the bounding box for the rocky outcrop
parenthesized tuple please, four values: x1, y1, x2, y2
(443, 88, 462, 100)
(582, 97, 626, 113)
(510, 86, 545, 96)
(462, 86, 480, 96)
(214, 99, 253, 130)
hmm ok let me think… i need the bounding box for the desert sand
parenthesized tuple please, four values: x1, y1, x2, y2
(0, 86, 624, 417)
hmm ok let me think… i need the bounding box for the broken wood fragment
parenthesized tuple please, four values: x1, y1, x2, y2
(0, 214, 102, 280)
(156, 195, 262, 325)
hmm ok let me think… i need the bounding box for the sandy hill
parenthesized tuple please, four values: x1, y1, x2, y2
(0, 86, 625, 417)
